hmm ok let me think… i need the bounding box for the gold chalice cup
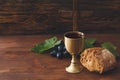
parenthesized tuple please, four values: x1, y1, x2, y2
(64, 31, 84, 73)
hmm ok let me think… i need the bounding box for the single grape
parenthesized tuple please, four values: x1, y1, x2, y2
(50, 50, 57, 57)
(57, 45, 63, 52)
(63, 50, 71, 58)
(63, 46, 66, 51)
(56, 52, 63, 59)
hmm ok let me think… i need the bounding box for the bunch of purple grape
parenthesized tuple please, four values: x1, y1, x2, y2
(50, 41, 71, 59)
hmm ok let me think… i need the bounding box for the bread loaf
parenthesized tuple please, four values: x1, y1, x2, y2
(80, 47, 116, 74)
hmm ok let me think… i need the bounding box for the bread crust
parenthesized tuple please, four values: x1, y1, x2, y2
(80, 47, 116, 74)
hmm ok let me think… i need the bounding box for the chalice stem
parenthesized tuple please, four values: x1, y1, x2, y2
(71, 54, 77, 64)
(66, 54, 82, 73)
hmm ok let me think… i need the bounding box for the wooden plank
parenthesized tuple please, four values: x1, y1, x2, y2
(0, 0, 119, 35)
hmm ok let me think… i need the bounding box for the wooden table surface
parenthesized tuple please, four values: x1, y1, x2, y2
(0, 34, 120, 80)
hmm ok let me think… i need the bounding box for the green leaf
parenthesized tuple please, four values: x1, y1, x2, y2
(84, 38, 96, 49)
(31, 36, 61, 53)
(101, 42, 119, 58)
(45, 36, 57, 45)
(55, 40, 62, 45)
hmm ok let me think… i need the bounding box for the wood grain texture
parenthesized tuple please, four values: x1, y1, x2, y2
(0, 34, 120, 80)
(0, 0, 120, 35)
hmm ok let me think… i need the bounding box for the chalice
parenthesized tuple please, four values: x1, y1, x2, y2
(64, 31, 84, 73)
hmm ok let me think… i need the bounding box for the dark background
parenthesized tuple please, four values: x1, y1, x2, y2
(0, 0, 120, 35)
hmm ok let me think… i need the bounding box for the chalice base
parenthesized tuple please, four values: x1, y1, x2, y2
(66, 63, 83, 73)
